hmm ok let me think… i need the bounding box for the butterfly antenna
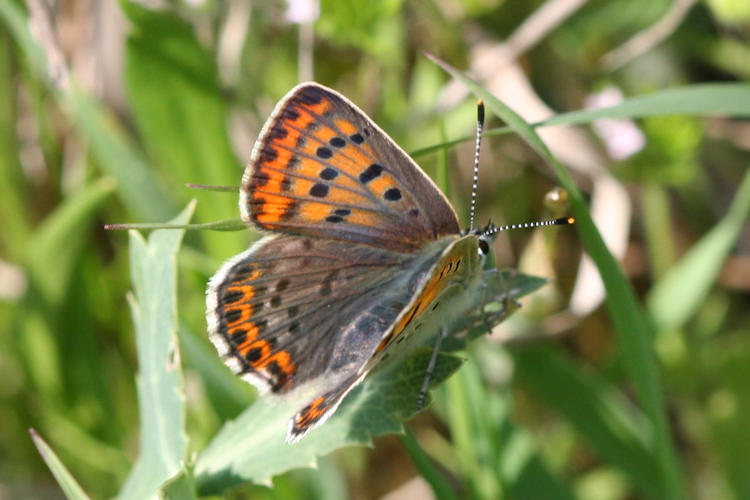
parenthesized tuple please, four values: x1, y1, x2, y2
(469, 100, 484, 232)
(483, 217, 575, 237)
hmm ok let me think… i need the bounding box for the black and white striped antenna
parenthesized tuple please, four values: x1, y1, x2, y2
(468, 100, 484, 232)
(482, 217, 575, 237)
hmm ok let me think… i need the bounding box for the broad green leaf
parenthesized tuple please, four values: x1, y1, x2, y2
(31, 429, 91, 500)
(426, 54, 686, 499)
(195, 348, 463, 493)
(118, 202, 194, 500)
(194, 270, 545, 493)
(26, 177, 116, 305)
(159, 468, 198, 500)
(647, 167, 750, 331)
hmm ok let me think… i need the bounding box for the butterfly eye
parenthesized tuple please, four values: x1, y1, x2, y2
(478, 237, 491, 256)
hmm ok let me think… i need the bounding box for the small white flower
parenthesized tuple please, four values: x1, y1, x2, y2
(285, 0, 320, 24)
(585, 86, 646, 161)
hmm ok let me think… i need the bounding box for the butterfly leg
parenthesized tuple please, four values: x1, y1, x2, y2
(416, 326, 448, 412)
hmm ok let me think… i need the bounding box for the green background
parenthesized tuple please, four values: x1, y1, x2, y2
(1, 0, 749, 498)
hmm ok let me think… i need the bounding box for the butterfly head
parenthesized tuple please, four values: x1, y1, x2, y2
(464, 99, 575, 258)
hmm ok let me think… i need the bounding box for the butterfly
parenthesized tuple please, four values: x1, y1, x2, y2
(206, 82, 572, 443)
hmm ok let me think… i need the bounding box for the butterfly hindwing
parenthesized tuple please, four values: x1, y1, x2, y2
(207, 234, 406, 394)
(207, 233, 474, 441)
(241, 83, 460, 252)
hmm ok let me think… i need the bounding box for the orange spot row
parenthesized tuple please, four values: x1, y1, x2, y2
(224, 302, 253, 328)
(229, 322, 259, 346)
(296, 396, 327, 425)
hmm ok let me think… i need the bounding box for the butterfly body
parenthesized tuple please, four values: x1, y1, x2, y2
(207, 83, 494, 443)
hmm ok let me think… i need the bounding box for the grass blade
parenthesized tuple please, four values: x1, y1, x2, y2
(30, 429, 91, 500)
(401, 429, 459, 500)
(647, 167, 750, 331)
(427, 54, 687, 498)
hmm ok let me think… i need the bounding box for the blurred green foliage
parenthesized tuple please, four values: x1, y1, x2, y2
(1, 0, 749, 498)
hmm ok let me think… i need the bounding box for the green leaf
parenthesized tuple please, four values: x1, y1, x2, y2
(426, 54, 687, 499)
(195, 348, 462, 493)
(158, 468, 198, 500)
(118, 202, 195, 500)
(647, 167, 750, 331)
(194, 269, 544, 493)
(31, 429, 91, 500)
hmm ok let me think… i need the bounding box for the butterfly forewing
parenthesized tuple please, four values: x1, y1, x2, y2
(241, 83, 460, 252)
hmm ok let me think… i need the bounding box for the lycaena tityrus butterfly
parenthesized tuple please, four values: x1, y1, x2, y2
(206, 83, 573, 443)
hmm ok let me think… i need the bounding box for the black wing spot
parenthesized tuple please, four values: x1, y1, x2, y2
(270, 295, 282, 307)
(384, 188, 402, 201)
(326, 215, 344, 223)
(282, 109, 300, 121)
(287, 156, 300, 169)
(228, 329, 247, 345)
(251, 170, 270, 188)
(319, 167, 339, 180)
(222, 289, 244, 303)
(359, 163, 384, 183)
(350, 133, 364, 144)
(316, 146, 333, 159)
(309, 183, 329, 198)
(258, 146, 278, 164)
(268, 125, 288, 140)
(276, 279, 290, 292)
(329, 137, 346, 148)
(334, 208, 351, 216)
(224, 309, 242, 323)
(298, 86, 325, 105)
(246, 347, 263, 362)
